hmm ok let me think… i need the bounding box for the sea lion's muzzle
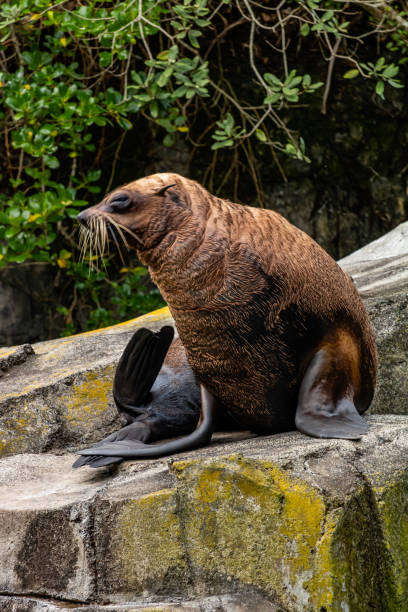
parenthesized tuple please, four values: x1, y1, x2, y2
(77, 208, 91, 227)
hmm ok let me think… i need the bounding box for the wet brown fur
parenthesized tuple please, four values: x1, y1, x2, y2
(80, 173, 378, 433)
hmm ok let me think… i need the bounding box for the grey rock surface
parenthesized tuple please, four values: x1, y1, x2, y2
(0, 593, 280, 611)
(0, 416, 407, 610)
(338, 221, 408, 415)
(0, 343, 34, 375)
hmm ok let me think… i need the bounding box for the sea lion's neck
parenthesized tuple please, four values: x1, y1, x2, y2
(141, 195, 233, 311)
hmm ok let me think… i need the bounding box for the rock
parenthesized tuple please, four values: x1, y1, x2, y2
(0, 264, 63, 347)
(0, 416, 407, 610)
(0, 592, 279, 611)
(0, 307, 173, 457)
(0, 343, 34, 375)
(338, 221, 408, 415)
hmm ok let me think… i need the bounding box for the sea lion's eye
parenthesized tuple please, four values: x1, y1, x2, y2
(109, 194, 131, 212)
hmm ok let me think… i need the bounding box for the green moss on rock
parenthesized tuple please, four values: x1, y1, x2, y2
(0, 396, 58, 457)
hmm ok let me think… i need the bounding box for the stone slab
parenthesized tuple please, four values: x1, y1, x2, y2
(0, 416, 407, 611)
(337, 223, 408, 416)
(0, 592, 280, 611)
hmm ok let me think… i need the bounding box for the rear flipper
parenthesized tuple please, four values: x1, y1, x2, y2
(75, 385, 217, 462)
(72, 420, 151, 469)
(114, 325, 175, 423)
(72, 455, 123, 469)
(296, 347, 368, 440)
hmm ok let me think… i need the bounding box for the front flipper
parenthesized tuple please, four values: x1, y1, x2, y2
(75, 385, 217, 461)
(114, 325, 175, 418)
(296, 348, 368, 440)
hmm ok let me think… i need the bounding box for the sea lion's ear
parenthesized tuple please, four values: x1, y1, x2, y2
(156, 183, 176, 197)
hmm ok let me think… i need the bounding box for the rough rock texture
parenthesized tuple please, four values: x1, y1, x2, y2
(0, 307, 173, 457)
(0, 343, 34, 375)
(0, 417, 407, 610)
(0, 263, 62, 347)
(0, 593, 279, 612)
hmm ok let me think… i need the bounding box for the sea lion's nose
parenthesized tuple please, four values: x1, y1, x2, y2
(77, 209, 91, 227)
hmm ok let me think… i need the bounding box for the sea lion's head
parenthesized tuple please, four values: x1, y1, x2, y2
(77, 172, 199, 263)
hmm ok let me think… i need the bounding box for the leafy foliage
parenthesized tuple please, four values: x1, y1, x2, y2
(0, 0, 407, 336)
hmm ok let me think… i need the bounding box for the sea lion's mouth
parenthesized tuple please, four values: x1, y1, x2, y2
(78, 211, 142, 268)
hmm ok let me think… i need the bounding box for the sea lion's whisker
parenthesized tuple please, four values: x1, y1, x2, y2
(98, 216, 108, 271)
(114, 221, 143, 245)
(108, 224, 126, 266)
(97, 217, 104, 258)
(79, 226, 91, 263)
(89, 216, 99, 271)
(102, 216, 109, 256)
(107, 218, 130, 251)
(77, 211, 141, 273)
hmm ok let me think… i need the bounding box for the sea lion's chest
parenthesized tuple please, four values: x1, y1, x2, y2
(166, 250, 301, 419)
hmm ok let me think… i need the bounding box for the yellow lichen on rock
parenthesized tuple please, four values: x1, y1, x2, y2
(0, 398, 56, 458)
(373, 473, 408, 609)
(62, 364, 116, 432)
(173, 455, 335, 610)
(74, 306, 171, 339)
(100, 489, 188, 597)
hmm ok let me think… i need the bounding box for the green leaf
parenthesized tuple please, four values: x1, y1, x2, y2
(375, 57, 386, 70)
(117, 116, 133, 130)
(211, 139, 234, 150)
(343, 69, 359, 79)
(157, 66, 173, 87)
(255, 129, 267, 143)
(383, 64, 399, 78)
(188, 30, 200, 48)
(157, 50, 170, 61)
(303, 74, 311, 87)
(163, 133, 174, 147)
(264, 73, 281, 87)
(300, 23, 310, 36)
(375, 81, 385, 99)
(389, 80, 404, 89)
(264, 93, 281, 104)
(149, 100, 159, 118)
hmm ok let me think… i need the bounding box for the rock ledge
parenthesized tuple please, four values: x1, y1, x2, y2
(1, 416, 407, 611)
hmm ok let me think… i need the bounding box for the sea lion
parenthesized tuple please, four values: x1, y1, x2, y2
(74, 172, 378, 464)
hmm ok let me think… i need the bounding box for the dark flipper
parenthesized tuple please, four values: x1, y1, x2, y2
(72, 420, 153, 469)
(113, 325, 174, 415)
(72, 454, 123, 469)
(75, 385, 217, 460)
(295, 349, 368, 440)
